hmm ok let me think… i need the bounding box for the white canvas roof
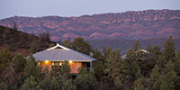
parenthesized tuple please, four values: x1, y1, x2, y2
(33, 44, 96, 62)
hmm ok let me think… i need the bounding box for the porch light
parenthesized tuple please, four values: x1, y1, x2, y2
(45, 60, 48, 64)
(69, 60, 72, 64)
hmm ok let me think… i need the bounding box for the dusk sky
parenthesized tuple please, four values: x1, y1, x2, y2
(0, 0, 180, 20)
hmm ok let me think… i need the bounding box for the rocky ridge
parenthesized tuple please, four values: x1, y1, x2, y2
(0, 9, 180, 41)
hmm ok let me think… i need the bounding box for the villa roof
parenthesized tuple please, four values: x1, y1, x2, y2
(33, 44, 96, 62)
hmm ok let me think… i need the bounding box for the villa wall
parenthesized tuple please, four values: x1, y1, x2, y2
(38, 61, 83, 73)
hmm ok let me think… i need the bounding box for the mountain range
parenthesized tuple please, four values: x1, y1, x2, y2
(0, 9, 180, 41)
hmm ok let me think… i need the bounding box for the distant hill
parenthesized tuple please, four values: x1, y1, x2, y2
(88, 37, 180, 54)
(0, 9, 180, 41)
(0, 26, 54, 56)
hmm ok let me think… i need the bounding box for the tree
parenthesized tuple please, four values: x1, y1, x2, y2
(49, 43, 54, 48)
(94, 60, 104, 89)
(45, 31, 51, 42)
(74, 73, 98, 90)
(0, 79, 7, 90)
(150, 65, 160, 84)
(156, 55, 167, 70)
(13, 21, 18, 30)
(28, 42, 37, 53)
(0, 65, 21, 90)
(153, 60, 179, 90)
(125, 49, 134, 63)
(133, 77, 150, 90)
(130, 61, 141, 79)
(163, 36, 175, 62)
(159, 71, 178, 90)
(105, 49, 131, 89)
(175, 47, 180, 75)
(146, 43, 152, 53)
(23, 54, 41, 80)
(133, 40, 141, 52)
(40, 68, 60, 90)
(60, 60, 71, 79)
(0, 48, 13, 71)
(146, 43, 162, 61)
(12, 53, 27, 73)
(72, 37, 92, 55)
(92, 49, 102, 59)
(20, 75, 41, 90)
(103, 47, 112, 59)
(114, 76, 122, 90)
(94, 61, 104, 80)
(63, 38, 72, 49)
(62, 80, 76, 90)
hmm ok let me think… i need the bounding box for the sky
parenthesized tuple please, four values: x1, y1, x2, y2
(0, 0, 180, 20)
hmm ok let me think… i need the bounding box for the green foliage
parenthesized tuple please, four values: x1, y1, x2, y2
(49, 43, 54, 48)
(125, 49, 134, 62)
(73, 37, 92, 55)
(130, 61, 141, 79)
(62, 80, 76, 90)
(162, 60, 175, 74)
(133, 40, 141, 52)
(92, 48, 102, 59)
(45, 32, 51, 42)
(20, 75, 41, 90)
(135, 69, 143, 79)
(146, 43, 162, 61)
(63, 38, 72, 49)
(103, 47, 112, 60)
(153, 60, 179, 90)
(0, 65, 21, 90)
(28, 42, 37, 53)
(146, 43, 152, 53)
(0, 48, 13, 71)
(163, 36, 175, 62)
(94, 61, 104, 80)
(177, 47, 180, 61)
(12, 53, 27, 73)
(114, 76, 122, 90)
(60, 60, 71, 79)
(0, 79, 7, 90)
(40, 69, 60, 90)
(175, 47, 180, 75)
(156, 55, 167, 70)
(133, 77, 150, 90)
(105, 49, 131, 84)
(24, 54, 41, 80)
(74, 73, 98, 90)
(150, 65, 160, 84)
(152, 44, 162, 59)
(40, 64, 74, 90)
(39, 32, 51, 42)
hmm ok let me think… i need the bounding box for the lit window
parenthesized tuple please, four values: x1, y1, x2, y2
(52, 62, 54, 66)
(59, 62, 62, 66)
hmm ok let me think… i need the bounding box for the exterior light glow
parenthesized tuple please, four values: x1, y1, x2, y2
(45, 60, 48, 64)
(69, 61, 72, 64)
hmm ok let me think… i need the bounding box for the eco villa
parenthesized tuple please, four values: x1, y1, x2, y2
(32, 43, 97, 74)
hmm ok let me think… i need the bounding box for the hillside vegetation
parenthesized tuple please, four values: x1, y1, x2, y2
(0, 26, 54, 56)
